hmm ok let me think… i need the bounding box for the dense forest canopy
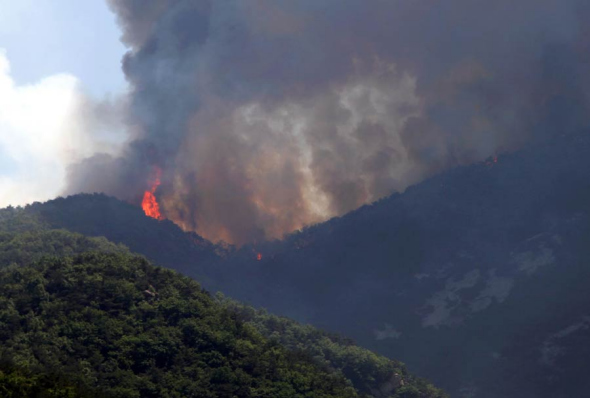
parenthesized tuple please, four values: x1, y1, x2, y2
(0, 226, 446, 398)
(5, 132, 590, 397)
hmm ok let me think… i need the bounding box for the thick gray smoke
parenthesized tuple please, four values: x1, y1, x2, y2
(66, 0, 590, 244)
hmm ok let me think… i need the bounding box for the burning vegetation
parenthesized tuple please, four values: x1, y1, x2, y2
(65, 0, 590, 245)
(142, 167, 164, 220)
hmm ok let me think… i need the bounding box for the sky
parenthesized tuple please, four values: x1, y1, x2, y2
(0, 0, 127, 207)
(0, 0, 126, 97)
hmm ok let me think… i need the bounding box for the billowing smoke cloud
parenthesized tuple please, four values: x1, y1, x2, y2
(0, 49, 126, 207)
(66, 0, 590, 244)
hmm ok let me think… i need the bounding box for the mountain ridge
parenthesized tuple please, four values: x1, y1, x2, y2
(4, 131, 590, 396)
(0, 227, 446, 397)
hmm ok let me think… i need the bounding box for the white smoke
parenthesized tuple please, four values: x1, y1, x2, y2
(0, 49, 126, 207)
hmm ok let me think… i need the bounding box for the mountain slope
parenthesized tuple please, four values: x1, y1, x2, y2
(217, 132, 590, 397)
(17, 194, 221, 280)
(0, 229, 446, 398)
(8, 132, 590, 396)
(0, 252, 361, 398)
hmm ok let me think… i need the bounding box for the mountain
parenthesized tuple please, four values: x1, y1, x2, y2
(0, 229, 445, 397)
(6, 131, 590, 397)
(219, 132, 590, 397)
(222, 132, 590, 397)
(2, 194, 220, 280)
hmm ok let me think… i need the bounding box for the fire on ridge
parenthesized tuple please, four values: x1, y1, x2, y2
(142, 166, 164, 220)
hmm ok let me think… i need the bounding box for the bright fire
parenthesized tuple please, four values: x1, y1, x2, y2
(142, 167, 164, 220)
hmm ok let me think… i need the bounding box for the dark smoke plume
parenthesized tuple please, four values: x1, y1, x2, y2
(66, 0, 590, 244)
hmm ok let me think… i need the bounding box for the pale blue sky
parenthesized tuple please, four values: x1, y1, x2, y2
(0, 0, 127, 207)
(0, 0, 126, 97)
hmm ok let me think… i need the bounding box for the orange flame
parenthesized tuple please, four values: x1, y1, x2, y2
(256, 253, 262, 261)
(142, 167, 164, 220)
(485, 155, 499, 168)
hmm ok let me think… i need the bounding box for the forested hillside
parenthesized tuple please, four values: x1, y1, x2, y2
(218, 132, 590, 397)
(10, 195, 221, 280)
(9, 132, 590, 397)
(0, 228, 446, 397)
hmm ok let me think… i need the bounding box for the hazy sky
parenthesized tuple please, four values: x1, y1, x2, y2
(0, 0, 126, 97)
(0, 0, 127, 207)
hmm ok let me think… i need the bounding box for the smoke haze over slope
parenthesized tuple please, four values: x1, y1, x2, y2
(66, 0, 590, 244)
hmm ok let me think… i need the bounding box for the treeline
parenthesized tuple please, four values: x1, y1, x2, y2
(0, 252, 357, 397)
(0, 228, 446, 397)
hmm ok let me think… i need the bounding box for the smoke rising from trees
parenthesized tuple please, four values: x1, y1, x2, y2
(66, 0, 590, 244)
